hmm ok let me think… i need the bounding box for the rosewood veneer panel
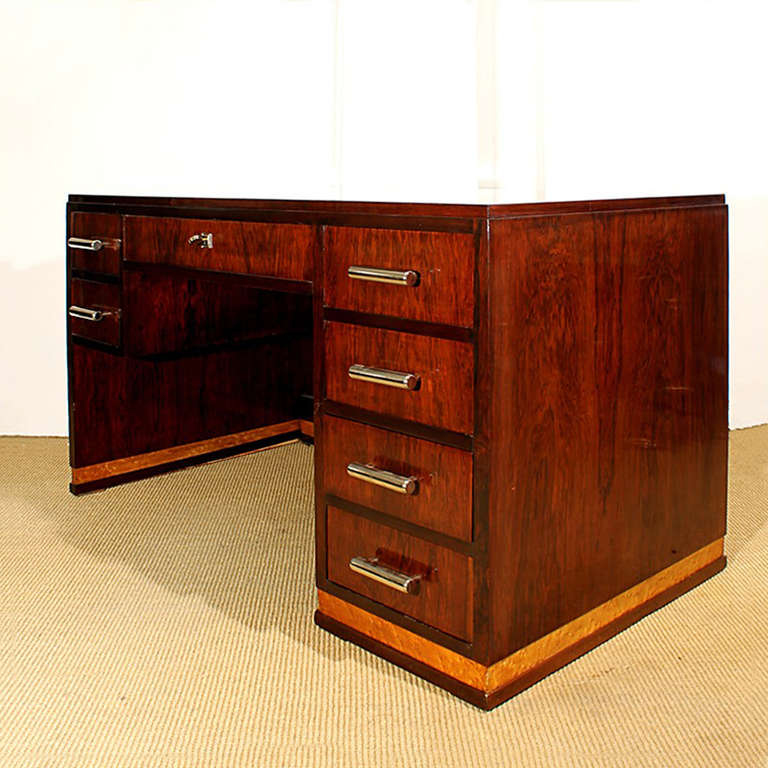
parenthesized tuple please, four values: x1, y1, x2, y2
(69, 212, 122, 275)
(123, 215, 314, 281)
(326, 505, 473, 641)
(320, 415, 473, 541)
(324, 226, 475, 327)
(324, 321, 474, 435)
(486, 204, 728, 660)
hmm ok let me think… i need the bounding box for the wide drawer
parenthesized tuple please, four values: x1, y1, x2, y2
(320, 415, 473, 541)
(324, 321, 474, 434)
(69, 278, 121, 347)
(326, 505, 473, 641)
(324, 226, 475, 327)
(123, 216, 314, 281)
(68, 212, 122, 276)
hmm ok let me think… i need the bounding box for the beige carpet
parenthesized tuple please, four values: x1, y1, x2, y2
(0, 429, 766, 768)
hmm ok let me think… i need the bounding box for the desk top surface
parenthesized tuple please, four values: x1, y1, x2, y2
(69, 194, 726, 221)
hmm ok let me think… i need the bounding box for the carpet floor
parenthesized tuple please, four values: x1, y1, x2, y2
(0, 428, 766, 767)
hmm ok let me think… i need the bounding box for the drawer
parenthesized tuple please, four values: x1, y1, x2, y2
(124, 216, 314, 281)
(68, 212, 122, 276)
(320, 415, 473, 541)
(326, 505, 473, 641)
(69, 278, 121, 347)
(324, 321, 474, 434)
(324, 226, 475, 327)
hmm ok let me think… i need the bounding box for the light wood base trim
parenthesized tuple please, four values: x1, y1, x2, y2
(317, 537, 725, 703)
(71, 420, 301, 486)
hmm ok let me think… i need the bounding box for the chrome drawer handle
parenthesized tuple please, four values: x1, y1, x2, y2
(349, 556, 422, 595)
(68, 237, 103, 252)
(348, 266, 419, 287)
(188, 233, 214, 248)
(347, 462, 418, 495)
(68, 305, 114, 322)
(348, 364, 420, 390)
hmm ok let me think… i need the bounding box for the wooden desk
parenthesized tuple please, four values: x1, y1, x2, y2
(66, 194, 728, 709)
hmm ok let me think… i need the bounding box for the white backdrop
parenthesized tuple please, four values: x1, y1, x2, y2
(0, 0, 765, 435)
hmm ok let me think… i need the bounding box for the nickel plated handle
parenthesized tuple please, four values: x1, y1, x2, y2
(67, 237, 103, 252)
(348, 364, 420, 390)
(347, 265, 419, 287)
(188, 233, 214, 248)
(349, 556, 422, 595)
(346, 462, 418, 495)
(68, 305, 113, 322)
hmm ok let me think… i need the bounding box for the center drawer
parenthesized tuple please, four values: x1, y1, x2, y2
(320, 415, 473, 541)
(326, 505, 473, 641)
(324, 321, 474, 435)
(123, 215, 314, 281)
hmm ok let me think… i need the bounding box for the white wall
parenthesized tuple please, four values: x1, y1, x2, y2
(0, 0, 765, 434)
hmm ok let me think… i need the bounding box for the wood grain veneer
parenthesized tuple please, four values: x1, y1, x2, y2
(324, 226, 475, 327)
(320, 415, 472, 541)
(123, 215, 314, 281)
(324, 321, 474, 435)
(69, 212, 122, 275)
(69, 278, 121, 348)
(326, 505, 474, 642)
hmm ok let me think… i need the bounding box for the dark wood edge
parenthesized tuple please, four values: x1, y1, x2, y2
(321, 402, 473, 452)
(68, 203, 477, 234)
(122, 261, 313, 295)
(493, 200, 728, 223)
(315, 555, 726, 711)
(325, 494, 475, 555)
(316, 577, 474, 656)
(67, 192, 725, 218)
(70, 269, 121, 284)
(315, 610, 489, 709)
(69, 431, 301, 495)
(323, 308, 474, 342)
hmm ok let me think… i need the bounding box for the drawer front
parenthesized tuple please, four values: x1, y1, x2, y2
(324, 226, 475, 327)
(326, 505, 473, 641)
(320, 415, 473, 541)
(69, 278, 121, 347)
(69, 212, 122, 276)
(123, 216, 314, 281)
(324, 321, 474, 434)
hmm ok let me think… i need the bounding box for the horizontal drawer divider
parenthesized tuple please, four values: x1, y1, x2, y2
(123, 261, 313, 295)
(321, 402, 473, 452)
(323, 308, 474, 342)
(325, 494, 476, 556)
(316, 578, 475, 657)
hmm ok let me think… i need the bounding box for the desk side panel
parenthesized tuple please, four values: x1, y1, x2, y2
(486, 204, 728, 661)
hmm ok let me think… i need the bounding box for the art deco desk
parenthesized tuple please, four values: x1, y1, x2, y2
(66, 194, 728, 709)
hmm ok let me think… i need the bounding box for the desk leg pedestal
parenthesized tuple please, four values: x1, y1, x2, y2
(315, 538, 725, 710)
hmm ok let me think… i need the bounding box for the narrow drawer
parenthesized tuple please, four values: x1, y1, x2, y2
(326, 505, 473, 641)
(68, 212, 122, 276)
(324, 321, 474, 434)
(123, 215, 314, 281)
(324, 226, 475, 327)
(69, 278, 121, 347)
(320, 415, 473, 541)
